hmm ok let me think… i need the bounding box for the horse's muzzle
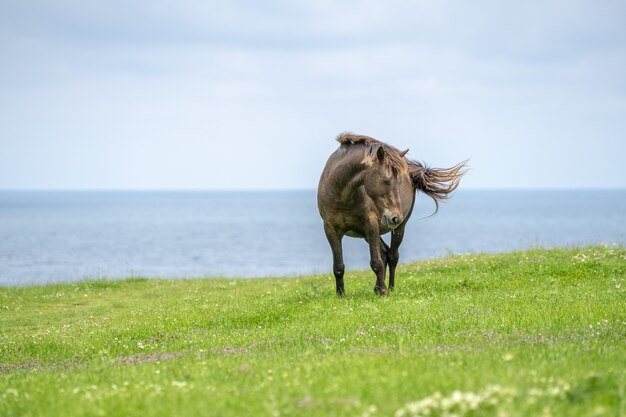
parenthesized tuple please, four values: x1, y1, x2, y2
(382, 213, 403, 229)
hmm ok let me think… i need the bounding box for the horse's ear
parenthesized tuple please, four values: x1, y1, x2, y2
(376, 146, 385, 163)
(400, 149, 409, 158)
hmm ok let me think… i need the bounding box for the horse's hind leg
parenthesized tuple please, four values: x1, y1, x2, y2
(324, 223, 345, 296)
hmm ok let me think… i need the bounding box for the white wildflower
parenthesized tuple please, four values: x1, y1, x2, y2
(4, 388, 18, 398)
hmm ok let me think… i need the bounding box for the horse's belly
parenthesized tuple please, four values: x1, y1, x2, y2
(345, 228, 391, 238)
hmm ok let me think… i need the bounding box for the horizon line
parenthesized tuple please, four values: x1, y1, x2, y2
(1, 186, 626, 192)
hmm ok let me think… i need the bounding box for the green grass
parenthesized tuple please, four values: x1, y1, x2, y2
(1, 245, 625, 417)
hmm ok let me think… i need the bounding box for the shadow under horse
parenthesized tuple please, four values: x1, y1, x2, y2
(317, 132, 467, 296)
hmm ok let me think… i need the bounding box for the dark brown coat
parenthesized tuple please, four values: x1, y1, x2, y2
(317, 132, 467, 296)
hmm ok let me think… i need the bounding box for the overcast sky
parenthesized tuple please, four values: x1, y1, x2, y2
(1, 1, 625, 190)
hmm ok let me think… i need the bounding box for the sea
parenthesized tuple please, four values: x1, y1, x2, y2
(1, 189, 625, 286)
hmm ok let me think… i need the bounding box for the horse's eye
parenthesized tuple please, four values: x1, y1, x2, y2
(382, 178, 391, 185)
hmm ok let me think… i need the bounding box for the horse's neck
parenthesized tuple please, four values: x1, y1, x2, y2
(333, 150, 369, 202)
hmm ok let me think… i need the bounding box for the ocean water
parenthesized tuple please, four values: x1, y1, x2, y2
(0, 189, 625, 286)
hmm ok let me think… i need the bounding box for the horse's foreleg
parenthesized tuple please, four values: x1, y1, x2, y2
(366, 229, 387, 296)
(388, 223, 406, 291)
(379, 237, 390, 284)
(324, 224, 345, 296)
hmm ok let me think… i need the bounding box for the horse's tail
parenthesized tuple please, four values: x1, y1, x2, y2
(407, 159, 469, 215)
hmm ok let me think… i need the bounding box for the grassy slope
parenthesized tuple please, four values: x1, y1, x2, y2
(1, 246, 625, 417)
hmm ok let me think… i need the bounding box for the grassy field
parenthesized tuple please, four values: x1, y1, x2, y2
(1, 246, 625, 417)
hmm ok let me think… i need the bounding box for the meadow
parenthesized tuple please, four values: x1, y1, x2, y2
(1, 245, 625, 417)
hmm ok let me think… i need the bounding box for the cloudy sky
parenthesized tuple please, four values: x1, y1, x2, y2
(1, 0, 625, 189)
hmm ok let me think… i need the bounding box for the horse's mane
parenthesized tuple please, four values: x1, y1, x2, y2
(336, 132, 408, 175)
(336, 132, 468, 213)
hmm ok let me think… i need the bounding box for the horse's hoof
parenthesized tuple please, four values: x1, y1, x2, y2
(374, 286, 388, 296)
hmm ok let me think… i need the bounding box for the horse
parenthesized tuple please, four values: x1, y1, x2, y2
(317, 132, 467, 296)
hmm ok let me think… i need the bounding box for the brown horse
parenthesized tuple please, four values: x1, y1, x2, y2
(317, 133, 467, 296)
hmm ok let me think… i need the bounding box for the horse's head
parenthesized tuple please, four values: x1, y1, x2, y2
(362, 145, 409, 230)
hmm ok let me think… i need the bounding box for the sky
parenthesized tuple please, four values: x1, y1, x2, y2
(1, 0, 625, 190)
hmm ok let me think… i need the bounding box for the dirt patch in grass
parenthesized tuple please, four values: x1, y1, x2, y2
(115, 351, 184, 365)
